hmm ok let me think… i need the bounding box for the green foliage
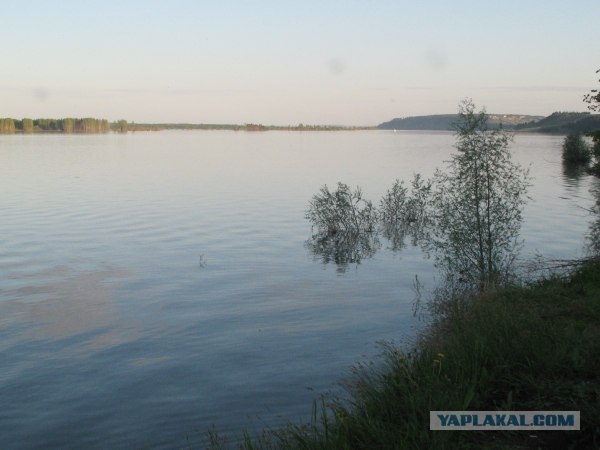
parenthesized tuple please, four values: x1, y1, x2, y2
(0, 118, 16, 133)
(34, 117, 111, 133)
(379, 174, 432, 250)
(305, 183, 380, 271)
(562, 133, 592, 164)
(379, 101, 530, 291)
(428, 100, 530, 291)
(379, 179, 408, 224)
(0, 117, 113, 133)
(306, 183, 378, 236)
(34, 118, 61, 131)
(63, 118, 75, 133)
(380, 174, 432, 227)
(78, 117, 110, 133)
(22, 118, 34, 133)
(115, 119, 128, 132)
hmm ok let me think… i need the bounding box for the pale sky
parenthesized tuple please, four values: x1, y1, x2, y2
(1, 0, 598, 125)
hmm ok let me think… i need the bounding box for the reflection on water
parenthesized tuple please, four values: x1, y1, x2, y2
(306, 221, 425, 271)
(559, 160, 600, 256)
(306, 231, 381, 273)
(380, 219, 430, 253)
(562, 161, 589, 186)
(381, 223, 410, 252)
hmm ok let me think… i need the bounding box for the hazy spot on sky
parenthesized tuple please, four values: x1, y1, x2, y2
(423, 48, 447, 72)
(489, 85, 586, 92)
(33, 87, 49, 102)
(327, 57, 347, 75)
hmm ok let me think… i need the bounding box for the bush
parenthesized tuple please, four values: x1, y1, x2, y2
(380, 174, 432, 227)
(306, 182, 378, 235)
(562, 133, 592, 164)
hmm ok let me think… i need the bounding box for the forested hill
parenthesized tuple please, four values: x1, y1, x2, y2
(513, 111, 600, 133)
(377, 114, 543, 131)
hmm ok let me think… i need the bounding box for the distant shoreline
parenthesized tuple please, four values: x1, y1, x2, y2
(377, 111, 600, 134)
(2, 111, 599, 134)
(0, 117, 374, 134)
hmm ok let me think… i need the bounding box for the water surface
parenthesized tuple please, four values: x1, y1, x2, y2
(0, 131, 597, 448)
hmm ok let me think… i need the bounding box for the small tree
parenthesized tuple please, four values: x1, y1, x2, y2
(22, 118, 34, 133)
(0, 118, 16, 133)
(380, 179, 408, 225)
(428, 100, 531, 291)
(380, 174, 432, 226)
(306, 183, 379, 270)
(116, 119, 128, 133)
(380, 174, 432, 249)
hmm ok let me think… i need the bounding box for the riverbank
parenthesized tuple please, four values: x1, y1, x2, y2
(217, 258, 600, 449)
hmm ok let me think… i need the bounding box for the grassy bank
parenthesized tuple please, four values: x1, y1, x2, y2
(213, 258, 600, 449)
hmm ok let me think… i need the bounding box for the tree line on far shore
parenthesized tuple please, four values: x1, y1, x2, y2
(0, 117, 128, 134)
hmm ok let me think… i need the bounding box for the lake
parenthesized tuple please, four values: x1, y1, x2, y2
(0, 130, 597, 449)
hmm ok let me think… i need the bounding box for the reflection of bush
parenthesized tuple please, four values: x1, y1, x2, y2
(381, 223, 408, 252)
(562, 160, 588, 182)
(306, 231, 381, 272)
(380, 222, 426, 251)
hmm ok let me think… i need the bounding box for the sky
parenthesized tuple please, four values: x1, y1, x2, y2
(1, 0, 598, 125)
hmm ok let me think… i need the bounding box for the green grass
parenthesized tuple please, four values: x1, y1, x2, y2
(211, 259, 600, 449)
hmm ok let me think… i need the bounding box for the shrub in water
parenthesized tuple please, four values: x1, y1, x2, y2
(306, 182, 378, 235)
(562, 133, 592, 164)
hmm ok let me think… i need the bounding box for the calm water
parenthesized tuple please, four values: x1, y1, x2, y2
(1, 131, 597, 449)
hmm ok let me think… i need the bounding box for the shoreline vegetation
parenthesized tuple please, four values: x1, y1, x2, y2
(0, 117, 373, 134)
(212, 257, 600, 450)
(1, 111, 599, 135)
(127, 123, 375, 132)
(0, 117, 127, 133)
